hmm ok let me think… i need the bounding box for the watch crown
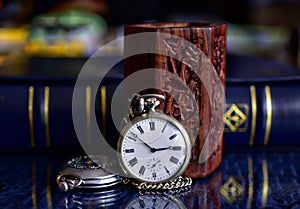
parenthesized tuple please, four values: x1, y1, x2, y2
(129, 94, 165, 117)
(58, 181, 69, 192)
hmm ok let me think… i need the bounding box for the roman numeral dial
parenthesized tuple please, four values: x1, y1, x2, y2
(119, 114, 191, 183)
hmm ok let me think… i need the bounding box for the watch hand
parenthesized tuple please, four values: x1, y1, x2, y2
(155, 146, 182, 151)
(151, 159, 161, 168)
(130, 131, 138, 138)
(153, 147, 171, 151)
(130, 132, 156, 152)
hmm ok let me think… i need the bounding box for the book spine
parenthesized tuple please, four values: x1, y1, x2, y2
(0, 77, 120, 150)
(224, 78, 300, 146)
(0, 81, 79, 149)
(1, 77, 300, 149)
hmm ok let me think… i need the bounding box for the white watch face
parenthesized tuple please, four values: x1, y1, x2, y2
(119, 114, 191, 183)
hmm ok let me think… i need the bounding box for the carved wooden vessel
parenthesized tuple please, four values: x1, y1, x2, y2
(124, 22, 226, 178)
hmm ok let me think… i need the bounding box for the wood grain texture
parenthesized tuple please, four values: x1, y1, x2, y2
(124, 22, 226, 178)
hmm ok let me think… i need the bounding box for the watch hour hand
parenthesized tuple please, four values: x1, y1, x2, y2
(153, 147, 170, 151)
(155, 146, 182, 151)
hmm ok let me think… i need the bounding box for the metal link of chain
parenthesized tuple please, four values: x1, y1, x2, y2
(123, 176, 192, 190)
(137, 185, 192, 197)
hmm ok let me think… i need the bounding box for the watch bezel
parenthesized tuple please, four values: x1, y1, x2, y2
(117, 111, 192, 184)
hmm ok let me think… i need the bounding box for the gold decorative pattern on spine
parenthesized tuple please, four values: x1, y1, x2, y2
(262, 158, 269, 208)
(86, 86, 91, 146)
(224, 104, 248, 132)
(44, 86, 51, 147)
(31, 163, 37, 209)
(247, 157, 253, 209)
(101, 86, 107, 138)
(249, 85, 257, 146)
(28, 86, 35, 148)
(47, 164, 53, 209)
(263, 86, 272, 146)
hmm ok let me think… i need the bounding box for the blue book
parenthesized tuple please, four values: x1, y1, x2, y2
(0, 55, 299, 149)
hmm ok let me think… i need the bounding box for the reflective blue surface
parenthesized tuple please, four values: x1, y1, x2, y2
(1, 148, 300, 208)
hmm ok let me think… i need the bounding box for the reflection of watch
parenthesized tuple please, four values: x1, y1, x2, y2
(56, 155, 122, 192)
(125, 194, 187, 209)
(118, 94, 192, 189)
(60, 187, 125, 208)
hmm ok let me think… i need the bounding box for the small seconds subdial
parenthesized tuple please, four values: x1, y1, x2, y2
(146, 157, 163, 174)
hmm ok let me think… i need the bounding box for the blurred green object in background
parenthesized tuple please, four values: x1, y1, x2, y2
(26, 9, 108, 57)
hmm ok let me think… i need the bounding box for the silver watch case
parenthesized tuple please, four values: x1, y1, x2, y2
(56, 156, 122, 192)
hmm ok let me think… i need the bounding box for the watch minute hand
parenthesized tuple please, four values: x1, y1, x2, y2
(131, 132, 155, 152)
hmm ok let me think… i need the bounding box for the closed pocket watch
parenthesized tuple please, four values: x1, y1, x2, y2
(56, 155, 122, 192)
(118, 94, 192, 189)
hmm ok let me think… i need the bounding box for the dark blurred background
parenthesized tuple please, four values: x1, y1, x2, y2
(0, 0, 299, 74)
(1, 0, 299, 26)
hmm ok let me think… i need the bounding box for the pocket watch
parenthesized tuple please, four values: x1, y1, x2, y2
(117, 94, 192, 189)
(56, 155, 122, 192)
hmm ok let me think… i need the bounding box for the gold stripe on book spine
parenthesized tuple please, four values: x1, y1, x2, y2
(86, 86, 91, 146)
(263, 86, 272, 146)
(44, 86, 51, 147)
(28, 86, 35, 148)
(249, 85, 257, 146)
(101, 86, 107, 138)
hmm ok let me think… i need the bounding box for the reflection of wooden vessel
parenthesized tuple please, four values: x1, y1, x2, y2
(183, 170, 222, 208)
